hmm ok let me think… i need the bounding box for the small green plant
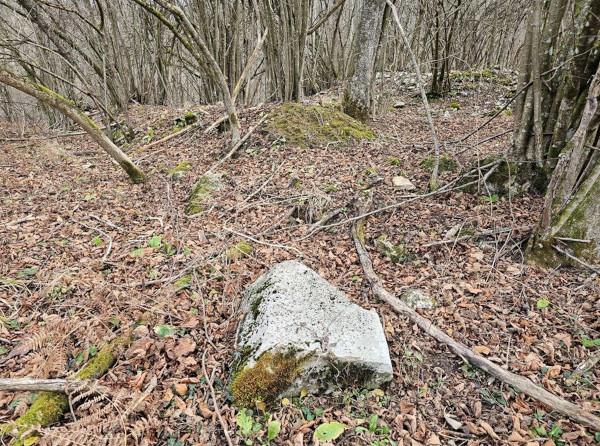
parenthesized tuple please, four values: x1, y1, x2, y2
(449, 101, 460, 110)
(235, 409, 281, 445)
(149, 236, 162, 248)
(314, 422, 346, 442)
(479, 388, 506, 406)
(481, 194, 500, 203)
(18, 267, 38, 277)
(536, 298, 550, 309)
(581, 336, 600, 348)
(92, 236, 103, 246)
(386, 156, 401, 166)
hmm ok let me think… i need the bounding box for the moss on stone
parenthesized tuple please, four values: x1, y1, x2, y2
(419, 155, 458, 172)
(167, 161, 192, 179)
(230, 350, 309, 408)
(375, 235, 408, 264)
(264, 102, 374, 149)
(225, 242, 252, 261)
(185, 173, 223, 215)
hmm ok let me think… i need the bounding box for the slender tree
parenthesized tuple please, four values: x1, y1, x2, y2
(0, 65, 147, 183)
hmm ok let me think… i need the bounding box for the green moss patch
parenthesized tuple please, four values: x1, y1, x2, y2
(226, 242, 252, 261)
(419, 155, 458, 172)
(167, 161, 192, 179)
(264, 103, 375, 149)
(185, 173, 223, 215)
(230, 350, 309, 408)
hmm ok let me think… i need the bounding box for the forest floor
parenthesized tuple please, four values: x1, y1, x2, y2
(1, 73, 599, 446)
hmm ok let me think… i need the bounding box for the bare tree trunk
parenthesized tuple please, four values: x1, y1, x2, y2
(527, 63, 600, 267)
(343, 0, 386, 121)
(0, 66, 146, 183)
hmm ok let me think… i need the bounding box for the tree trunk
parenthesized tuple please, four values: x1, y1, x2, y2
(343, 0, 386, 122)
(526, 63, 600, 267)
(0, 66, 147, 183)
(514, 0, 600, 267)
(512, 0, 599, 186)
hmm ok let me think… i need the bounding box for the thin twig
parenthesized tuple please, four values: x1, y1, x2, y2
(223, 227, 303, 256)
(552, 245, 600, 274)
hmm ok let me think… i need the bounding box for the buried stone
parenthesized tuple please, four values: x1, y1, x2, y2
(230, 261, 392, 407)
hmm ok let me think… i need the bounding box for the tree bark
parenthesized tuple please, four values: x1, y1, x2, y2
(512, 0, 600, 266)
(0, 66, 146, 183)
(343, 0, 386, 122)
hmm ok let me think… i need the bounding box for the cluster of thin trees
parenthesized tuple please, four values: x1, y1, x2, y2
(1, 0, 599, 267)
(0, 0, 527, 127)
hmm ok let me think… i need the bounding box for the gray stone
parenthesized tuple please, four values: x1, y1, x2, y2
(392, 176, 416, 191)
(232, 261, 392, 403)
(393, 101, 406, 109)
(402, 289, 436, 309)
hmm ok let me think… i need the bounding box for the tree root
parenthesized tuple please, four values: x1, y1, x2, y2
(351, 191, 600, 432)
(0, 330, 133, 445)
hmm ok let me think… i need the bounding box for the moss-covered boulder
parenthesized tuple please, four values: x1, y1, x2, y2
(231, 261, 392, 408)
(263, 103, 375, 149)
(185, 172, 223, 215)
(167, 161, 192, 181)
(225, 242, 252, 261)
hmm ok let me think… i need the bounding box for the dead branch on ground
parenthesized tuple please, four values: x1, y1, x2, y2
(351, 192, 600, 431)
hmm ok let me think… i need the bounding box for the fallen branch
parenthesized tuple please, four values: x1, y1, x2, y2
(0, 329, 134, 445)
(0, 378, 82, 393)
(569, 349, 600, 383)
(132, 119, 204, 155)
(351, 194, 600, 431)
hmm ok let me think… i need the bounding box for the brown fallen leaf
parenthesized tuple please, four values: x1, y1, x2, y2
(172, 336, 197, 358)
(474, 345, 491, 355)
(479, 420, 500, 440)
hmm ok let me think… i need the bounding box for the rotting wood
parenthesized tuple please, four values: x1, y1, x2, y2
(0, 378, 81, 393)
(351, 192, 600, 432)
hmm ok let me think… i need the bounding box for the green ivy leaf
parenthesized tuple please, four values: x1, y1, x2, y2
(313, 422, 346, 442)
(18, 267, 38, 277)
(267, 420, 281, 441)
(149, 236, 162, 248)
(131, 248, 145, 257)
(235, 408, 253, 436)
(153, 325, 179, 338)
(581, 336, 600, 348)
(536, 299, 550, 309)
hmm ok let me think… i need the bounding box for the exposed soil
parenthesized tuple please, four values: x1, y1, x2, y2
(1, 74, 599, 446)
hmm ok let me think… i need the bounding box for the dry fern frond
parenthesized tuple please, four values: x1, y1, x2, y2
(4, 329, 54, 360)
(39, 426, 125, 446)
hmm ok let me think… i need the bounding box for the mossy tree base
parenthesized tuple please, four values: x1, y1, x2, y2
(526, 178, 600, 268)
